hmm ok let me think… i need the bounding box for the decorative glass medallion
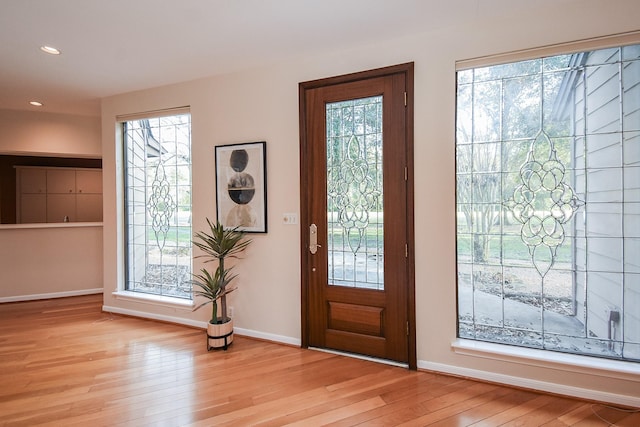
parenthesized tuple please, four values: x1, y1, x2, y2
(326, 96, 384, 290)
(149, 161, 177, 250)
(504, 130, 584, 277)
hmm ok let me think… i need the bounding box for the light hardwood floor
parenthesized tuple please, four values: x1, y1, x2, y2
(0, 294, 637, 426)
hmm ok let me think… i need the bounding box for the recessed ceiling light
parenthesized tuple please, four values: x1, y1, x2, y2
(29, 101, 43, 107)
(40, 45, 61, 55)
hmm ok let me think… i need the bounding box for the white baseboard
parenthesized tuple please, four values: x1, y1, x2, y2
(418, 360, 640, 408)
(234, 327, 301, 347)
(102, 305, 206, 329)
(0, 288, 103, 303)
(100, 305, 302, 347)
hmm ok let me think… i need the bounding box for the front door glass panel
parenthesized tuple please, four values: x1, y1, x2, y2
(326, 96, 384, 290)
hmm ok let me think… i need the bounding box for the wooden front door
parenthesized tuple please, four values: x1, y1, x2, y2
(299, 64, 415, 367)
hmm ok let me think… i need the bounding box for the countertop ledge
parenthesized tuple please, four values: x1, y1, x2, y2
(0, 222, 103, 229)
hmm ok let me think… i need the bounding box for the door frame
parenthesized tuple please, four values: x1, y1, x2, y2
(298, 63, 416, 369)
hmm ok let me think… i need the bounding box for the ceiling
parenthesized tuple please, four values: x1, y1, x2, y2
(0, 0, 572, 116)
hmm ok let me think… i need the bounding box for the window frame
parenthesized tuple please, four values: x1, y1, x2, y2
(454, 34, 640, 364)
(118, 108, 193, 303)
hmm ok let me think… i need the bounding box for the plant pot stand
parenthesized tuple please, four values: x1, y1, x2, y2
(207, 318, 233, 351)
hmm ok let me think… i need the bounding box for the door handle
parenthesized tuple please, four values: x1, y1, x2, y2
(309, 223, 321, 254)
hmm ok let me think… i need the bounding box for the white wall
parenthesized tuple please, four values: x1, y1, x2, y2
(0, 110, 103, 300)
(0, 224, 103, 301)
(101, 1, 640, 405)
(0, 109, 101, 157)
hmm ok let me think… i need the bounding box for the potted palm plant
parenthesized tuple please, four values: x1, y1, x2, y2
(192, 218, 251, 350)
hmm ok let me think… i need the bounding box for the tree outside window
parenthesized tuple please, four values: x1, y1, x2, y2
(456, 45, 639, 361)
(123, 113, 192, 299)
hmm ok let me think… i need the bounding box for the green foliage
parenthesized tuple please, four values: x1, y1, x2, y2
(193, 219, 252, 263)
(191, 267, 238, 324)
(191, 218, 251, 324)
(456, 55, 575, 263)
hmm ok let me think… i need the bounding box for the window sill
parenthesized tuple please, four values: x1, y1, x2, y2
(112, 291, 194, 310)
(452, 339, 640, 381)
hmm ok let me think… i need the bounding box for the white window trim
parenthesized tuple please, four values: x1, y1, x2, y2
(116, 106, 190, 122)
(452, 339, 640, 381)
(119, 110, 193, 301)
(456, 30, 640, 70)
(455, 33, 640, 365)
(112, 290, 194, 310)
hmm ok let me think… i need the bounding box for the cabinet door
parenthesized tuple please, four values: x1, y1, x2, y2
(47, 169, 76, 193)
(20, 194, 47, 223)
(76, 169, 102, 194)
(20, 168, 47, 193)
(47, 194, 76, 222)
(76, 194, 103, 222)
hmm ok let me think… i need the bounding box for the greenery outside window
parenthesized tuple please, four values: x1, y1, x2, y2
(456, 44, 639, 361)
(123, 111, 192, 299)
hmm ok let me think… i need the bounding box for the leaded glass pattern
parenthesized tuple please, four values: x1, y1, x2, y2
(456, 44, 640, 362)
(124, 113, 192, 299)
(326, 96, 384, 290)
(503, 129, 584, 277)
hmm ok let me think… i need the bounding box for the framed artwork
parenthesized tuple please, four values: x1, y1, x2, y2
(215, 141, 267, 233)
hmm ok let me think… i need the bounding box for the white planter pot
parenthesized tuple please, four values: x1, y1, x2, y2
(207, 318, 233, 350)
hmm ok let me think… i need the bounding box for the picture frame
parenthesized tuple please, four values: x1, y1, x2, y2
(215, 141, 267, 233)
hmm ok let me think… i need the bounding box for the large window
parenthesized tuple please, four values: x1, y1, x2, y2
(456, 43, 639, 361)
(123, 111, 192, 299)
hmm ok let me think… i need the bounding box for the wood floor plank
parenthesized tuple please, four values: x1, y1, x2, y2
(251, 369, 419, 426)
(328, 376, 478, 426)
(0, 295, 635, 426)
(429, 388, 541, 426)
(569, 405, 640, 427)
(467, 395, 559, 426)
(618, 411, 640, 426)
(499, 398, 586, 426)
(284, 396, 387, 426)
(393, 385, 517, 426)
